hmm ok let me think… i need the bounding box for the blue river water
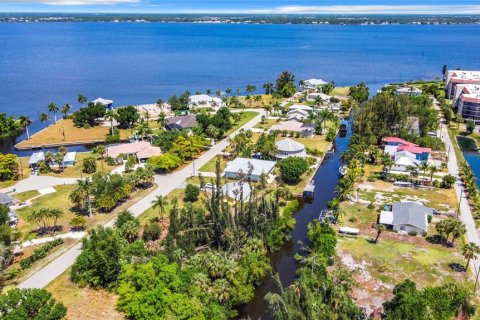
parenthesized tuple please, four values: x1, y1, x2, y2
(457, 136, 480, 187)
(1, 23, 480, 154)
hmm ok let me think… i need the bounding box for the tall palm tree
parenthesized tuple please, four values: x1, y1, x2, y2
(105, 110, 116, 135)
(263, 82, 274, 95)
(327, 197, 344, 221)
(317, 109, 334, 135)
(77, 178, 93, 217)
(78, 94, 87, 107)
(225, 88, 233, 96)
(246, 85, 256, 94)
(373, 223, 386, 243)
(61, 104, 71, 119)
(39, 112, 50, 126)
(152, 195, 168, 216)
(157, 111, 167, 129)
(48, 102, 59, 123)
(418, 161, 430, 178)
(18, 115, 32, 139)
(462, 242, 480, 271)
(429, 166, 438, 183)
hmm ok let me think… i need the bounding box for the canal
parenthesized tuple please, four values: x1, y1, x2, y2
(240, 121, 352, 319)
(457, 135, 480, 186)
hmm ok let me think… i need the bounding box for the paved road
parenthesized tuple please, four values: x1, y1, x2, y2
(18, 110, 264, 289)
(440, 117, 480, 274)
(2, 176, 79, 194)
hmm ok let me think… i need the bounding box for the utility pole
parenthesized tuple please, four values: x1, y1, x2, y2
(474, 261, 480, 292)
(457, 189, 463, 218)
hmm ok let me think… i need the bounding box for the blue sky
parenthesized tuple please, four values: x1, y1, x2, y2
(1, 0, 480, 14)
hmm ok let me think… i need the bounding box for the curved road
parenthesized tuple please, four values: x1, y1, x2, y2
(18, 110, 264, 289)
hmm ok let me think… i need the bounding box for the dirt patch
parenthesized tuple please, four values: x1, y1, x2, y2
(338, 249, 393, 316)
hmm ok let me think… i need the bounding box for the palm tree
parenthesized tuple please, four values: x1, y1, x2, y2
(93, 144, 106, 170)
(246, 85, 256, 94)
(18, 115, 32, 139)
(61, 104, 71, 119)
(263, 82, 274, 95)
(373, 223, 386, 243)
(406, 165, 418, 182)
(317, 109, 334, 135)
(152, 195, 168, 216)
(225, 88, 233, 96)
(327, 197, 344, 221)
(105, 110, 116, 135)
(418, 161, 430, 178)
(157, 111, 167, 129)
(462, 242, 480, 271)
(39, 112, 50, 126)
(77, 94, 87, 107)
(54, 152, 65, 172)
(429, 166, 438, 183)
(78, 178, 93, 217)
(156, 98, 164, 108)
(48, 102, 59, 123)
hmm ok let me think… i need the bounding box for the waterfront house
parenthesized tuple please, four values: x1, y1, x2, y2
(445, 70, 480, 98)
(224, 157, 276, 181)
(383, 137, 431, 161)
(287, 109, 310, 121)
(392, 150, 421, 172)
(221, 182, 252, 201)
(92, 97, 114, 110)
(270, 120, 317, 137)
(0, 193, 15, 207)
(62, 152, 77, 167)
(28, 152, 45, 168)
(307, 92, 330, 102)
(302, 78, 328, 91)
(106, 141, 161, 163)
(275, 138, 306, 159)
(166, 115, 198, 131)
(379, 202, 432, 234)
(188, 94, 224, 110)
(395, 85, 422, 96)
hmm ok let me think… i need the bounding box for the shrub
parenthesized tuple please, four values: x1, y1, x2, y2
(70, 216, 87, 230)
(278, 157, 308, 184)
(368, 173, 380, 182)
(142, 222, 161, 242)
(105, 133, 121, 144)
(184, 184, 200, 202)
(408, 231, 418, 236)
(82, 156, 97, 174)
(442, 174, 456, 188)
(427, 215, 432, 223)
(106, 156, 116, 165)
(20, 238, 64, 270)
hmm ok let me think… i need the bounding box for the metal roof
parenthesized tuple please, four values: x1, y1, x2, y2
(224, 157, 276, 177)
(275, 138, 305, 152)
(29, 152, 45, 165)
(391, 202, 432, 230)
(0, 193, 15, 205)
(221, 182, 252, 201)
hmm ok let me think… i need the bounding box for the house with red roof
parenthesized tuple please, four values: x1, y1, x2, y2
(382, 137, 431, 161)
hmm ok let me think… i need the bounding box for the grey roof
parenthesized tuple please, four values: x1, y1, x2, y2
(225, 157, 276, 177)
(167, 115, 197, 129)
(0, 193, 15, 205)
(392, 202, 432, 230)
(221, 182, 252, 201)
(29, 152, 45, 165)
(275, 138, 305, 152)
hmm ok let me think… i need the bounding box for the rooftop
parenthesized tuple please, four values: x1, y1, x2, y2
(393, 202, 432, 230)
(92, 97, 113, 106)
(29, 152, 45, 165)
(275, 138, 305, 152)
(224, 157, 276, 177)
(167, 114, 198, 129)
(304, 78, 328, 86)
(221, 181, 252, 201)
(0, 193, 15, 205)
(106, 141, 161, 159)
(270, 120, 318, 133)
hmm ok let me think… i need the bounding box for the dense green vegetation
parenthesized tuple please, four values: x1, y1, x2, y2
(0, 204, 14, 289)
(0, 154, 19, 181)
(20, 238, 64, 270)
(0, 288, 67, 320)
(0, 112, 26, 138)
(353, 92, 441, 147)
(278, 157, 308, 183)
(72, 102, 106, 128)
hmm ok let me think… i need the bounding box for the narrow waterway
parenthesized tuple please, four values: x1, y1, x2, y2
(457, 135, 480, 186)
(240, 122, 352, 319)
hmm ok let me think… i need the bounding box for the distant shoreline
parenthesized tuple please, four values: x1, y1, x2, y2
(1, 14, 480, 25)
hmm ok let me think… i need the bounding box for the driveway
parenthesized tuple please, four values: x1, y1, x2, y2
(18, 110, 264, 289)
(2, 176, 79, 194)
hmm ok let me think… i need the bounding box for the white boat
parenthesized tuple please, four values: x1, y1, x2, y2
(339, 165, 347, 176)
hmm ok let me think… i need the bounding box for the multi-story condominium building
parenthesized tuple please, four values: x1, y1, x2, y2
(445, 70, 480, 98)
(457, 85, 480, 123)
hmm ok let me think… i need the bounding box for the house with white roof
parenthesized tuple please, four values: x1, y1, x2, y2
(270, 120, 318, 138)
(395, 85, 422, 96)
(392, 150, 421, 173)
(224, 157, 276, 181)
(379, 202, 433, 234)
(221, 182, 252, 201)
(0, 193, 15, 207)
(28, 152, 45, 168)
(307, 92, 331, 102)
(275, 138, 306, 159)
(188, 94, 225, 110)
(92, 97, 114, 110)
(303, 78, 328, 90)
(106, 141, 161, 163)
(63, 152, 77, 167)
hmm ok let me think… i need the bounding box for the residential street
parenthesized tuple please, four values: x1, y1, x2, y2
(18, 110, 264, 289)
(440, 122, 480, 273)
(1, 176, 79, 194)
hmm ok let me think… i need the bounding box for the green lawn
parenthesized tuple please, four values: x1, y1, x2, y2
(199, 155, 227, 173)
(254, 119, 279, 130)
(44, 152, 120, 178)
(330, 86, 350, 97)
(338, 237, 467, 288)
(14, 190, 39, 202)
(225, 111, 259, 136)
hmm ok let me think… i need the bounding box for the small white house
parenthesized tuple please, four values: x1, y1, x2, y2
(307, 92, 331, 102)
(0, 193, 15, 207)
(63, 152, 77, 167)
(92, 97, 114, 110)
(188, 94, 225, 110)
(275, 138, 306, 159)
(28, 152, 45, 168)
(303, 78, 328, 90)
(287, 109, 310, 121)
(395, 86, 422, 96)
(392, 150, 420, 172)
(221, 182, 252, 201)
(224, 158, 276, 181)
(379, 202, 432, 234)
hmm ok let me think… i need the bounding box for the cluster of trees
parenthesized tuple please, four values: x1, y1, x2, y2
(0, 288, 67, 320)
(115, 105, 140, 129)
(70, 167, 154, 214)
(353, 92, 439, 145)
(349, 81, 369, 103)
(435, 218, 466, 246)
(266, 220, 363, 319)
(229, 129, 278, 160)
(196, 107, 233, 139)
(383, 279, 475, 319)
(72, 102, 106, 128)
(167, 91, 190, 111)
(0, 112, 29, 138)
(0, 204, 15, 289)
(27, 208, 64, 234)
(459, 164, 480, 215)
(0, 154, 18, 181)
(278, 156, 308, 183)
(275, 71, 297, 97)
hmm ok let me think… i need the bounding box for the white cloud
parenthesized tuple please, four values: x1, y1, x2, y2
(0, 0, 140, 5)
(275, 5, 480, 14)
